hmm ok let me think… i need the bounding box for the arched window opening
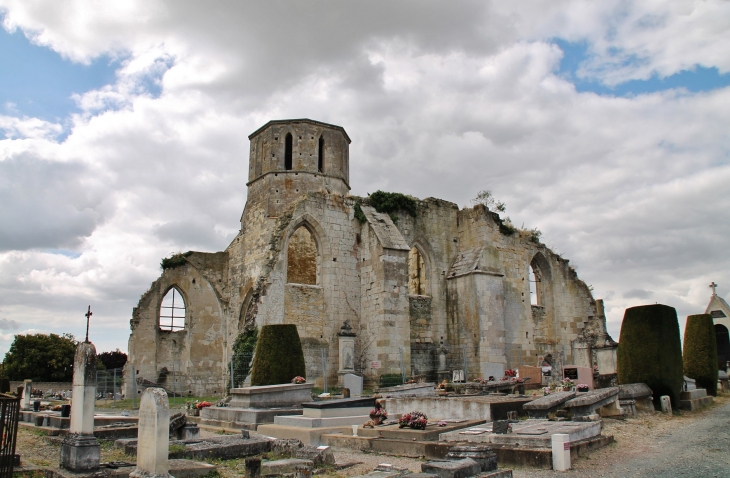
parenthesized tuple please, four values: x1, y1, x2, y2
(408, 247, 428, 295)
(284, 133, 293, 170)
(530, 254, 550, 307)
(160, 287, 186, 331)
(529, 265, 539, 305)
(287, 226, 317, 285)
(318, 136, 324, 172)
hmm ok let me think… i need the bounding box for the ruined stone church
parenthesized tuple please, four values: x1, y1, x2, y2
(125, 119, 617, 396)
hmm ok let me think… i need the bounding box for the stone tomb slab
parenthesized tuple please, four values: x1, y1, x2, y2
(228, 383, 314, 408)
(302, 397, 375, 418)
(522, 391, 575, 418)
(261, 458, 314, 476)
(357, 419, 485, 441)
(421, 458, 481, 478)
(679, 388, 713, 411)
(344, 374, 364, 397)
(563, 387, 620, 417)
(439, 419, 601, 449)
(618, 383, 654, 413)
(201, 406, 302, 429)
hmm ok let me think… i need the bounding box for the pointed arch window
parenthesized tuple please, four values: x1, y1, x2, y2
(318, 136, 324, 172)
(285, 133, 293, 170)
(287, 226, 318, 285)
(160, 287, 186, 331)
(528, 265, 539, 305)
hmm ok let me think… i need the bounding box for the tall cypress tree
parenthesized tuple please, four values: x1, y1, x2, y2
(683, 314, 718, 396)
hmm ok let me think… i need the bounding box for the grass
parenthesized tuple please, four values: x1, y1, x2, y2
(95, 395, 222, 410)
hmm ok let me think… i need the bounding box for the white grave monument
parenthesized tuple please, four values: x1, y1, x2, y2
(21, 379, 32, 410)
(337, 320, 356, 385)
(60, 340, 100, 472)
(131, 387, 171, 478)
(343, 374, 363, 397)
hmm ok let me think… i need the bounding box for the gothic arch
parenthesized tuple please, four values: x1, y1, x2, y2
(238, 288, 255, 332)
(530, 252, 552, 306)
(159, 285, 187, 331)
(283, 213, 331, 285)
(408, 238, 435, 296)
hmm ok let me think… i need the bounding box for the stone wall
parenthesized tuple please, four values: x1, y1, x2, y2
(125, 118, 616, 396)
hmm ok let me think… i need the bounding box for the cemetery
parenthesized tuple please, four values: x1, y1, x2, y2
(5, 292, 729, 477)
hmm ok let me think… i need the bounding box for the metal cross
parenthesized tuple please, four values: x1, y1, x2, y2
(710, 282, 718, 297)
(85, 305, 93, 343)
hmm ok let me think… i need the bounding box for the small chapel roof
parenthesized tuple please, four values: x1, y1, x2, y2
(705, 282, 730, 320)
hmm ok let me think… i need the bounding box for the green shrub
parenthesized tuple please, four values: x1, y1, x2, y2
(617, 304, 684, 408)
(161, 251, 192, 270)
(250, 324, 306, 386)
(379, 373, 404, 388)
(683, 314, 718, 396)
(368, 191, 417, 218)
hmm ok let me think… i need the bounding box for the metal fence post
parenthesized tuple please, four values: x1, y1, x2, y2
(113, 368, 117, 408)
(132, 366, 137, 409)
(462, 344, 469, 382)
(399, 347, 406, 384)
(321, 348, 328, 392)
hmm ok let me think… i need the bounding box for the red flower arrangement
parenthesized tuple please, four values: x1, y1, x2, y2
(196, 401, 212, 410)
(291, 376, 306, 384)
(399, 411, 428, 430)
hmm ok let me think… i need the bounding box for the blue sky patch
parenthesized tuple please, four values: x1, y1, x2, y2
(0, 26, 120, 122)
(554, 39, 730, 96)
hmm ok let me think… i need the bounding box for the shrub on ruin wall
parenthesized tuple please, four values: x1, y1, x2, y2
(617, 304, 684, 408)
(250, 324, 306, 386)
(683, 314, 718, 396)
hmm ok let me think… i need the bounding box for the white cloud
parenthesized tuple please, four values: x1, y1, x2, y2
(0, 0, 727, 355)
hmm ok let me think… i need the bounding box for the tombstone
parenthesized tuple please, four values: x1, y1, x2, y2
(21, 379, 32, 410)
(453, 370, 465, 383)
(551, 434, 570, 471)
(130, 388, 170, 478)
(660, 395, 672, 414)
(245, 457, 261, 478)
(60, 342, 100, 472)
(446, 445, 498, 472)
(343, 373, 363, 397)
(562, 365, 594, 390)
(338, 320, 356, 374)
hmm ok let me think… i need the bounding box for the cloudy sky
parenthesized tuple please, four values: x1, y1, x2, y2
(1, 0, 728, 358)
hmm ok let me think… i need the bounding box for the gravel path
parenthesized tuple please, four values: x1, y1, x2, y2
(514, 394, 730, 478)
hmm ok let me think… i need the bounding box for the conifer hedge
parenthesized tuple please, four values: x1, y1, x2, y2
(617, 304, 684, 408)
(250, 324, 306, 386)
(683, 314, 718, 396)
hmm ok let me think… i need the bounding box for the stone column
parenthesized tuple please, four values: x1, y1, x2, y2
(131, 388, 170, 478)
(60, 341, 100, 472)
(21, 379, 32, 410)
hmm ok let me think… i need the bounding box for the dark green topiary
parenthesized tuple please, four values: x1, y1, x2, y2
(250, 324, 306, 386)
(683, 314, 718, 396)
(617, 304, 684, 409)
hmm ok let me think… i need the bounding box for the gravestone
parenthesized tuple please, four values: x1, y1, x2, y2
(453, 370, 465, 383)
(343, 374, 363, 397)
(130, 388, 170, 478)
(562, 366, 593, 390)
(60, 342, 100, 472)
(422, 458, 481, 478)
(21, 379, 32, 410)
(660, 395, 672, 414)
(446, 445, 497, 472)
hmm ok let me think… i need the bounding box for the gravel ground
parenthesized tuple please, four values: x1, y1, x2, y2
(16, 394, 730, 477)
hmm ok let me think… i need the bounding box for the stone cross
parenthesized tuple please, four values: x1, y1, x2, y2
(60, 341, 100, 472)
(84, 305, 92, 343)
(710, 282, 718, 297)
(131, 388, 171, 478)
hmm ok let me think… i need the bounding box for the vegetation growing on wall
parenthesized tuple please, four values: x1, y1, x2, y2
(368, 191, 418, 218)
(353, 202, 367, 224)
(617, 304, 684, 408)
(231, 326, 258, 386)
(250, 324, 306, 386)
(161, 251, 193, 270)
(683, 314, 718, 396)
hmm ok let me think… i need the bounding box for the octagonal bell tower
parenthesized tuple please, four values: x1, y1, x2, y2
(246, 119, 351, 218)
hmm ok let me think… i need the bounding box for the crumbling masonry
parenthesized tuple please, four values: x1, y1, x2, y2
(125, 119, 617, 396)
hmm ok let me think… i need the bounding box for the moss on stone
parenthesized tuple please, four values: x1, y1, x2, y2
(683, 314, 718, 396)
(617, 304, 684, 408)
(250, 324, 306, 386)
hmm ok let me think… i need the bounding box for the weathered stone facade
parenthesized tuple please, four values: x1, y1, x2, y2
(125, 118, 616, 396)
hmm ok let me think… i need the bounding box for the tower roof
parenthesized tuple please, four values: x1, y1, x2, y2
(248, 118, 351, 143)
